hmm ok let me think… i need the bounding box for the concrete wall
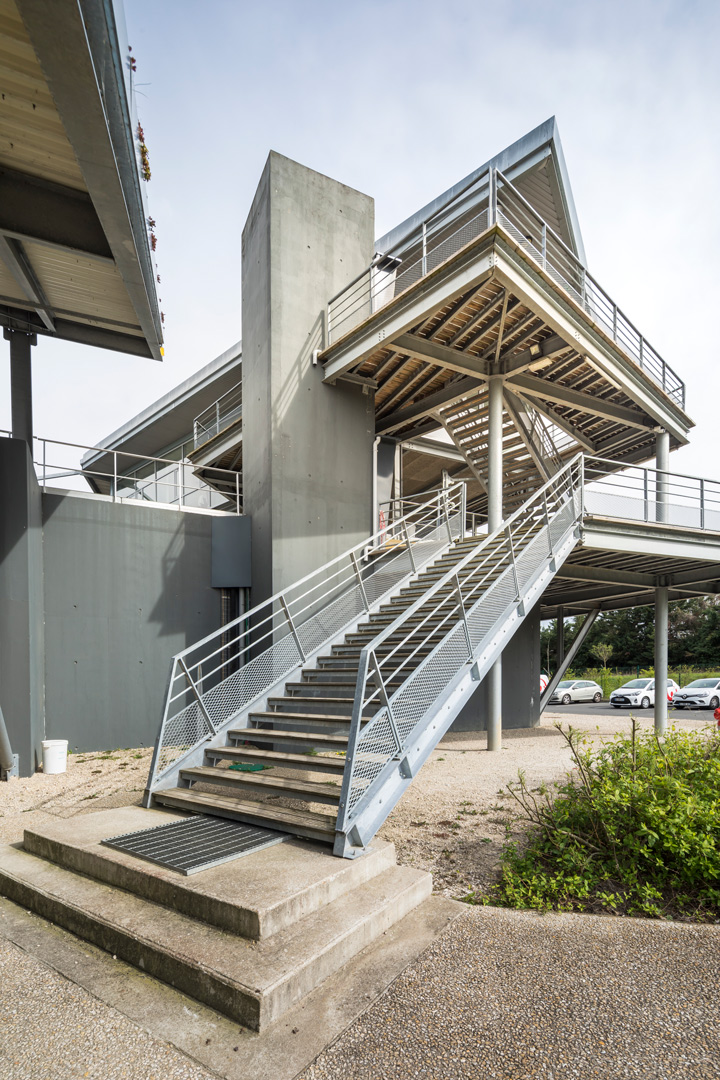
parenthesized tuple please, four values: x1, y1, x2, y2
(452, 603, 542, 731)
(242, 152, 376, 603)
(0, 439, 45, 774)
(41, 492, 226, 752)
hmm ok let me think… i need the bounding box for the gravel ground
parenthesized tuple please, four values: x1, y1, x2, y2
(0, 713, 716, 1079)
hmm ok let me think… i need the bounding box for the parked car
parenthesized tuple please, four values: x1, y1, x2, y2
(548, 679, 603, 705)
(609, 678, 679, 709)
(673, 678, 720, 709)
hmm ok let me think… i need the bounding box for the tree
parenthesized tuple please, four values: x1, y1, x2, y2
(590, 642, 613, 668)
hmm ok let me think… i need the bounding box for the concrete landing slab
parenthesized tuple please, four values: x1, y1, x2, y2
(23, 806, 397, 939)
(0, 892, 461, 1079)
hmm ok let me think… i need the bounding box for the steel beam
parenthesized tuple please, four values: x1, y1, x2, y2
(392, 333, 490, 378)
(508, 373, 655, 430)
(376, 375, 483, 434)
(4, 327, 36, 446)
(555, 564, 655, 588)
(540, 609, 600, 712)
(0, 235, 55, 331)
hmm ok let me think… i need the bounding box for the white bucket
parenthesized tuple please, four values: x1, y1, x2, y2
(42, 739, 68, 775)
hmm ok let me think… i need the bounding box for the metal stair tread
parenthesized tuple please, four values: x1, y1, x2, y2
(206, 746, 346, 773)
(153, 788, 338, 837)
(180, 766, 342, 802)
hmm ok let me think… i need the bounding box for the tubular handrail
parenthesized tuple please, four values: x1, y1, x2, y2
(31, 435, 241, 514)
(335, 456, 584, 847)
(146, 481, 467, 791)
(325, 169, 685, 410)
(193, 382, 243, 450)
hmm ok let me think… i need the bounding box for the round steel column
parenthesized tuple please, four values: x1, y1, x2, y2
(486, 376, 503, 752)
(654, 585, 669, 735)
(655, 430, 670, 525)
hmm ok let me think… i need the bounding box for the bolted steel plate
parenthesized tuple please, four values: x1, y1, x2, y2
(102, 815, 286, 875)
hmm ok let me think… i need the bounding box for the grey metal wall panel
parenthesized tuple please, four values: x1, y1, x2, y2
(211, 516, 252, 588)
(41, 493, 220, 752)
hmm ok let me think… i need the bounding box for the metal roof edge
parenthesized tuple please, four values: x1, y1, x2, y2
(375, 117, 587, 267)
(81, 340, 242, 465)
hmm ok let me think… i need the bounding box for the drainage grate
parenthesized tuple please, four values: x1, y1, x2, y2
(102, 815, 286, 875)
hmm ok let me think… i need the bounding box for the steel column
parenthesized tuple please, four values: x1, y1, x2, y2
(5, 328, 36, 447)
(654, 586, 669, 735)
(556, 606, 565, 668)
(487, 375, 504, 751)
(656, 430, 670, 525)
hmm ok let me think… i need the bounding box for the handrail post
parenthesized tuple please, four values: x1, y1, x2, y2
(612, 303, 618, 342)
(279, 595, 306, 663)
(421, 221, 427, 277)
(459, 481, 467, 539)
(236, 471, 240, 513)
(369, 651, 402, 755)
(488, 169, 497, 226)
(506, 525, 521, 600)
(643, 469, 649, 522)
(178, 658, 217, 736)
(700, 479, 705, 530)
(113, 451, 117, 501)
(42, 437, 46, 487)
(453, 573, 473, 659)
(179, 461, 184, 507)
(402, 519, 417, 573)
(541, 221, 547, 269)
(350, 551, 370, 611)
(639, 335, 644, 369)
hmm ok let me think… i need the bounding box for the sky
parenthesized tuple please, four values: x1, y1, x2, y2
(2, 0, 719, 477)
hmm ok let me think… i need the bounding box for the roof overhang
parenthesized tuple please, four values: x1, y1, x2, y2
(0, 0, 162, 358)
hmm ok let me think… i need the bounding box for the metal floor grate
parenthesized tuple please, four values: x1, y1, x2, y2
(102, 815, 286, 875)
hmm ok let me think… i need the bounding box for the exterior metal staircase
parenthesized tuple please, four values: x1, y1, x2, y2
(145, 458, 584, 857)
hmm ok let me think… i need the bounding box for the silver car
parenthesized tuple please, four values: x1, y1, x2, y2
(673, 678, 720, 710)
(549, 679, 603, 705)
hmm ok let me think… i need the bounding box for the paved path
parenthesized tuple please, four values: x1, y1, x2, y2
(302, 907, 720, 1080)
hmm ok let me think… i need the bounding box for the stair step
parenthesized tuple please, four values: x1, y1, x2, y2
(0, 842, 430, 1030)
(181, 766, 342, 804)
(287, 682, 357, 695)
(268, 695, 354, 711)
(249, 710, 355, 725)
(230, 727, 349, 750)
(154, 788, 338, 842)
(206, 745, 346, 773)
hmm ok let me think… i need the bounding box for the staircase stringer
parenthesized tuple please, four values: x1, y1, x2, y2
(334, 520, 581, 857)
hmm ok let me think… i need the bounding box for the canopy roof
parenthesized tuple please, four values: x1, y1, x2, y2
(0, 0, 162, 358)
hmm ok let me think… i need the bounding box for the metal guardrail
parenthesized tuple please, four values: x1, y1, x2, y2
(334, 456, 584, 855)
(584, 457, 720, 531)
(326, 169, 685, 410)
(145, 482, 466, 794)
(32, 436, 241, 513)
(193, 383, 242, 450)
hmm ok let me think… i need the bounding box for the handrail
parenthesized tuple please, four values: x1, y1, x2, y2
(335, 456, 584, 849)
(145, 481, 466, 792)
(325, 169, 685, 410)
(193, 382, 243, 450)
(29, 435, 241, 514)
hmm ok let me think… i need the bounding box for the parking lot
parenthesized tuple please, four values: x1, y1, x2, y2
(544, 700, 718, 719)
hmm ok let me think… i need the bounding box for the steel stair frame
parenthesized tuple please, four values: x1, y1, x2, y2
(144, 483, 466, 805)
(334, 456, 584, 858)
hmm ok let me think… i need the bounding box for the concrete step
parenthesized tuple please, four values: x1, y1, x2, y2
(182, 765, 342, 805)
(153, 787, 338, 843)
(0, 841, 431, 1030)
(20, 807, 396, 940)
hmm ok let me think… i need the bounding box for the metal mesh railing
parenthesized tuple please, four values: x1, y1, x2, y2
(336, 457, 584, 837)
(146, 483, 466, 790)
(193, 382, 243, 449)
(325, 170, 685, 410)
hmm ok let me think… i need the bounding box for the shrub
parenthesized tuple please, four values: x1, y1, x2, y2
(463, 720, 720, 920)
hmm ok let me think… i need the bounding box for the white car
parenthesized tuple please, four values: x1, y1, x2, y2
(673, 678, 720, 710)
(609, 678, 679, 709)
(548, 679, 603, 705)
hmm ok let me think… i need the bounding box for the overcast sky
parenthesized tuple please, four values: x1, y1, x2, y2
(3, 0, 719, 477)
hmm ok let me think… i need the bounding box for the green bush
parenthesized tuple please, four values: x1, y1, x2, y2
(463, 721, 720, 920)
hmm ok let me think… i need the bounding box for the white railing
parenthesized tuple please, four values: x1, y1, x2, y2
(325, 169, 685, 410)
(34, 436, 241, 512)
(193, 383, 242, 450)
(145, 482, 466, 794)
(334, 456, 584, 853)
(584, 457, 720, 532)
